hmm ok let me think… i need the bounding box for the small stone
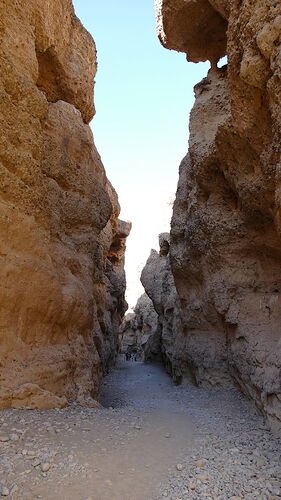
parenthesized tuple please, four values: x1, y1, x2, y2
(40, 463, 50, 472)
(1, 487, 10, 496)
(0, 436, 9, 443)
(134, 425, 141, 430)
(9, 433, 19, 441)
(193, 460, 206, 467)
(176, 463, 184, 471)
(188, 482, 196, 490)
(165, 433, 171, 438)
(256, 457, 267, 467)
(27, 450, 36, 456)
(198, 473, 208, 481)
(32, 458, 41, 467)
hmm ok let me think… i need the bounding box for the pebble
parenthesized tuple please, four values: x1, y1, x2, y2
(197, 473, 208, 481)
(1, 486, 10, 496)
(9, 434, 19, 442)
(188, 482, 196, 490)
(27, 450, 36, 456)
(193, 460, 206, 467)
(0, 436, 9, 443)
(40, 463, 51, 472)
(176, 464, 184, 471)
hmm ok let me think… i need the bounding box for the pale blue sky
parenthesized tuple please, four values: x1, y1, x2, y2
(73, 0, 208, 308)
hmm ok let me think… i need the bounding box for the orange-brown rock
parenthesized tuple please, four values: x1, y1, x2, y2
(156, 0, 281, 434)
(155, 0, 228, 64)
(0, 0, 130, 408)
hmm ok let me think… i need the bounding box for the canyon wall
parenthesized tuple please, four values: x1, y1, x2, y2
(155, 0, 281, 433)
(0, 0, 130, 409)
(140, 234, 182, 375)
(120, 293, 159, 360)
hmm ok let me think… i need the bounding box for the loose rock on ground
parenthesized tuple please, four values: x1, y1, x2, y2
(0, 360, 280, 500)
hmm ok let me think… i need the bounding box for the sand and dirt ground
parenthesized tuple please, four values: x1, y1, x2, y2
(0, 360, 280, 500)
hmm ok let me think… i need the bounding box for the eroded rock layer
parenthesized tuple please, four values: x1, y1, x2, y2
(156, 0, 281, 433)
(0, 0, 130, 409)
(140, 234, 183, 376)
(120, 294, 159, 361)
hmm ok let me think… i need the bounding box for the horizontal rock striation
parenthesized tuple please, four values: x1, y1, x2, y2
(0, 0, 130, 408)
(156, 0, 281, 433)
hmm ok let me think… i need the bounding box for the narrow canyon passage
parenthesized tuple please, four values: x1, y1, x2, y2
(1, 2, 281, 499)
(1, 360, 280, 500)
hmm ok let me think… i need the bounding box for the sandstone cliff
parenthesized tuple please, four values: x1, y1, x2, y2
(120, 294, 159, 361)
(156, 0, 281, 433)
(0, 0, 130, 409)
(140, 234, 183, 376)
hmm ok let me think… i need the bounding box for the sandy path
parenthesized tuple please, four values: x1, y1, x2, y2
(1, 361, 194, 500)
(1, 360, 280, 500)
(39, 361, 195, 500)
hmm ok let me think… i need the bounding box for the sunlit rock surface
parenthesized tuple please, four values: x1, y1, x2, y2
(0, 0, 130, 409)
(156, 0, 281, 434)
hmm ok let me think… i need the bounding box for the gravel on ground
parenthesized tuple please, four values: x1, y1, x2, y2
(0, 360, 280, 500)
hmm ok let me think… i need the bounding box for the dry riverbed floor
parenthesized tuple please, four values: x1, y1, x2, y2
(0, 360, 280, 500)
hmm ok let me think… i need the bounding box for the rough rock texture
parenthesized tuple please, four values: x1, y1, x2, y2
(140, 234, 184, 377)
(120, 294, 159, 361)
(155, 0, 228, 65)
(0, 0, 130, 409)
(156, 0, 281, 434)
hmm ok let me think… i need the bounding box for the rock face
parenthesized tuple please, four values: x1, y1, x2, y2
(140, 234, 183, 377)
(0, 0, 130, 408)
(156, 0, 281, 433)
(120, 294, 159, 361)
